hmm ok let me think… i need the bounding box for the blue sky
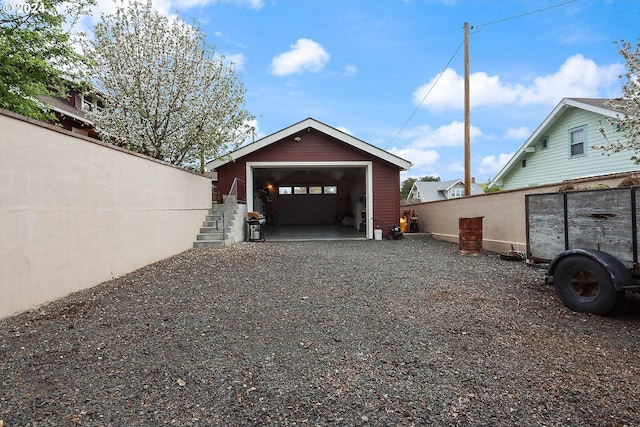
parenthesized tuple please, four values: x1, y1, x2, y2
(83, 0, 639, 183)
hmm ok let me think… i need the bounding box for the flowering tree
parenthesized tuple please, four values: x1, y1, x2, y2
(0, 0, 95, 121)
(602, 39, 640, 163)
(89, 0, 253, 171)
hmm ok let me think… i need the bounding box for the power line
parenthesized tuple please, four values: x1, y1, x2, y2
(476, 0, 579, 29)
(384, 39, 464, 149)
(385, 0, 580, 151)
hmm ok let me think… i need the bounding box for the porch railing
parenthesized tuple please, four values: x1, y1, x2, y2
(217, 177, 245, 240)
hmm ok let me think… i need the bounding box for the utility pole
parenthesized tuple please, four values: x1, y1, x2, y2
(463, 22, 471, 196)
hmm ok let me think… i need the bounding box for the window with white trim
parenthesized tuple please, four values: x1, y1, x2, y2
(449, 188, 464, 198)
(82, 93, 104, 113)
(569, 127, 586, 157)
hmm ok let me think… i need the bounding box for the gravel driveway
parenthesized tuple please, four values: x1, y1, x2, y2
(1, 236, 639, 426)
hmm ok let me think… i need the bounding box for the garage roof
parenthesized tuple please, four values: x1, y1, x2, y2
(206, 117, 413, 171)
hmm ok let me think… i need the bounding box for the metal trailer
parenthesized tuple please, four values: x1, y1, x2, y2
(525, 186, 640, 315)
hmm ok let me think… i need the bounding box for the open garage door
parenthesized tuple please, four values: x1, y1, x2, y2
(246, 161, 373, 238)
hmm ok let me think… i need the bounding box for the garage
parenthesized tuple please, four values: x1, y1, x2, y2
(207, 118, 412, 239)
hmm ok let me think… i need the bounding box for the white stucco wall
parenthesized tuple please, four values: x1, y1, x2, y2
(0, 110, 211, 318)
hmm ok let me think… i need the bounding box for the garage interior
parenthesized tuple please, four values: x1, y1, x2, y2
(251, 166, 367, 240)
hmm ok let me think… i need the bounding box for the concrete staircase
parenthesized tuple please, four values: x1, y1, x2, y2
(193, 203, 246, 248)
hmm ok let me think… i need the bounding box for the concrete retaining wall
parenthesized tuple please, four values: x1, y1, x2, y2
(0, 110, 212, 318)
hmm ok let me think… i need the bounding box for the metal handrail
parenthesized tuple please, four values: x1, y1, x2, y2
(218, 177, 245, 240)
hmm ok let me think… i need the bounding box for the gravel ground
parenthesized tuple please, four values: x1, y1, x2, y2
(1, 236, 640, 426)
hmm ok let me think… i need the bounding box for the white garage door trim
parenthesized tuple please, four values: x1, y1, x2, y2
(246, 161, 374, 239)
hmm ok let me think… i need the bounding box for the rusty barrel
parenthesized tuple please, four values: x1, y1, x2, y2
(459, 217, 483, 255)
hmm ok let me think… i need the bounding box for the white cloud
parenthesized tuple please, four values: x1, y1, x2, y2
(241, 118, 264, 146)
(520, 54, 623, 104)
(173, 0, 264, 9)
(413, 54, 624, 111)
(344, 64, 358, 76)
(413, 68, 521, 111)
(336, 126, 353, 135)
(270, 38, 330, 76)
(149, 0, 264, 12)
(403, 171, 442, 181)
(81, 0, 263, 28)
(503, 126, 529, 140)
(391, 147, 440, 168)
(446, 161, 464, 173)
(389, 120, 482, 169)
(400, 121, 482, 148)
(223, 52, 246, 71)
(478, 153, 514, 175)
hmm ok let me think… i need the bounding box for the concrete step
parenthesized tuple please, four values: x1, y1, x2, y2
(200, 226, 221, 233)
(209, 205, 232, 212)
(193, 240, 226, 248)
(193, 203, 242, 248)
(205, 219, 238, 228)
(200, 220, 237, 230)
(202, 218, 238, 227)
(196, 232, 224, 240)
(205, 214, 236, 222)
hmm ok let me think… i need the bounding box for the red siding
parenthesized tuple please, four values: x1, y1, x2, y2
(243, 129, 372, 162)
(372, 159, 401, 235)
(216, 160, 247, 202)
(215, 127, 402, 236)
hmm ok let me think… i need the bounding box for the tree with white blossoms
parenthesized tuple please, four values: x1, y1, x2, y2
(601, 39, 640, 163)
(88, 0, 253, 172)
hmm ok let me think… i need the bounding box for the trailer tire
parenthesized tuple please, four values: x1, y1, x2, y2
(553, 255, 619, 315)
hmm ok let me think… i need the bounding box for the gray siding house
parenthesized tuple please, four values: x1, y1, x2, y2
(489, 98, 640, 190)
(406, 179, 484, 202)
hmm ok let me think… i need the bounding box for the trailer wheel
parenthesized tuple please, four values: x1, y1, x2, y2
(553, 255, 619, 315)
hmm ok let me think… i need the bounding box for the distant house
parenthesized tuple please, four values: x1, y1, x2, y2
(406, 179, 484, 202)
(489, 98, 640, 191)
(38, 86, 103, 139)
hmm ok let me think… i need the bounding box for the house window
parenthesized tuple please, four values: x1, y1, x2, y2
(293, 186, 307, 194)
(308, 186, 322, 194)
(540, 137, 549, 149)
(278, 186, 292, 195)
(82, 93, 104, 113)
(522, 159, 527, 168)
(569, 127, 586, 157)
(449, 188, 464, 198)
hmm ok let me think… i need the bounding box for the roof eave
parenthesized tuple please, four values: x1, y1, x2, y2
(489, 98, 574, 187)
(207, 118, 413, 171)
(51, 106, 93, 126)
(564, 98, 622, 118)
